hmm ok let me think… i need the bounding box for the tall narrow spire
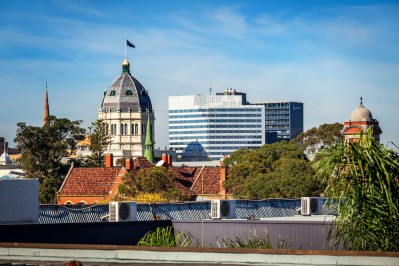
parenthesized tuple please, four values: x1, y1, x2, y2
(43, 82, 50, 126)
(144, 109, 154, 163)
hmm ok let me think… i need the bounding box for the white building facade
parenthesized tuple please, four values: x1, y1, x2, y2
(97, 58, 155, 160)
(169, 93, 265, 160)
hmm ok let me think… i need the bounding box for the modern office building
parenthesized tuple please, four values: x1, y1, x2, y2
(169, 90, 265, 160)
(252, 101, 303, 143)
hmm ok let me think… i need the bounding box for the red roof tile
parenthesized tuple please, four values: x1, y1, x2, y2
(190, 167, 221, 195)
(133, 157, 154, 169)
(59, 167, 121, 196)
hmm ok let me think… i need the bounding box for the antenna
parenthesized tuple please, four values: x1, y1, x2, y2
(209, 82, 212, 95)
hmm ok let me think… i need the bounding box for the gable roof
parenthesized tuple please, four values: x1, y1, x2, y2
(59, 167, 122, 196)
(58, 157, 223, 200)
(133, 157, 154, 169)
(190, 166, 221, 195)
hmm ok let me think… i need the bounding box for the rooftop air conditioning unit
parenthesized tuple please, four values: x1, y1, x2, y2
(211, 200, 236, 219)
(109, 201, 137, 222)
(301, 197, 323, 216)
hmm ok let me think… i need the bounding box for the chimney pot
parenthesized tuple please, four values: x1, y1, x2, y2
(162, 153, 167, 164)
(105, 153, 114, 167)
(126, 158, 133, 170)
(220, 157, 227, 199)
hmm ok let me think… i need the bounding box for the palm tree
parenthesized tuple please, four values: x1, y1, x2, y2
(314, 129, 399, 251)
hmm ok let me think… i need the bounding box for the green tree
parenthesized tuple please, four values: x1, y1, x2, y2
(224, 141, 323, 199)
(314, 130, 399, 251)
(85, 120, 110, 167)
(245, 158, 322, 199)
(115, 157, 127, 166)
(14, 116, 85, 203)
(291, 122, 343, 160)
(118, 166, 191, 201)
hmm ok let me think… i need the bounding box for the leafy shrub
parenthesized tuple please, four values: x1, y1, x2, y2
(138, 226, 199, 247)
(219, 230, 272, 249)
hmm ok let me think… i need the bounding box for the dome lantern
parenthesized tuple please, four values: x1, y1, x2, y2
(122, 58, 130, 74)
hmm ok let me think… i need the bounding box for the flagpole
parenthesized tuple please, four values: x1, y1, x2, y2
(124, 36, 127, 59)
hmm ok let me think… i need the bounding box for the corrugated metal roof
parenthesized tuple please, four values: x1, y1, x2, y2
(39, 199, 336, 224)
(40, 205, 109, 224)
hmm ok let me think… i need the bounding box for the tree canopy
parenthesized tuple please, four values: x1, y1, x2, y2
(224, 141, 325, 199)
(315, 130, 399, 251)
(84, 120, 110, 167)
(290, 122, 343, 160)
(14, 116, 85, 203)
(117, 166, 191, 202)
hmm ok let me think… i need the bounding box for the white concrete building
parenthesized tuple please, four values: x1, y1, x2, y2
(169, 90, 265, 160)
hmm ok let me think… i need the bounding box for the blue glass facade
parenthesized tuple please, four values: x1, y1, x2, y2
(253, 102, 303, 143)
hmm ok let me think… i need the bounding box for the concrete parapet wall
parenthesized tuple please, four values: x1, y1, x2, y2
(0, 243, 398, 266)
(172, 218, 335, 250)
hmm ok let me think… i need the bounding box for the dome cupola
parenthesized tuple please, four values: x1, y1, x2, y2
(350, 97, 373, 121)
(101, 57, 152, 113)
(342, 97, 382, 143)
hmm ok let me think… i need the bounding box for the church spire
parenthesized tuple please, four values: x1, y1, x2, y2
(144, 109, 154, 163)
(43, 82, 50, 126)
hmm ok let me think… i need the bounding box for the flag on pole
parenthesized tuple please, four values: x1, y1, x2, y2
(126, 39, 135, 48)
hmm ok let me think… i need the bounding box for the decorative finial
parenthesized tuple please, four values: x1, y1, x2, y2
(360, 96, 363, 106)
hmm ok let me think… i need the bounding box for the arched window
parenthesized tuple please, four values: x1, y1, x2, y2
(110, 90, 116, 96)
(131, 124, 134, 135)
(124, 124, 128, 135)
(135, 124, 138, 135)
(111, 124, 114, 135)
(126, 90, 132, 95)
(106, 124, 109, 135)
(120, 124, 124, 135)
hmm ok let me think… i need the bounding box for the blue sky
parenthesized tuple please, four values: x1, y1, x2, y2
(1, 0, 398, 149)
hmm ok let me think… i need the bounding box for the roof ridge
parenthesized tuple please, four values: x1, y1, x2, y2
(190, 165, 206, 191)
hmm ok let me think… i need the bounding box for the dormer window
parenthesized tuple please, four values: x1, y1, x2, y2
(126, 90, 132, 95)
(110, 90, 116, 96)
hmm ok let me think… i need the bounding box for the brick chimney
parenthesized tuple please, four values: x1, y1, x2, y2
(167, 154, 172, 166)
(219, 157, 227, 199)
(125, 158, 133, 170)
(162, 153, 167, 164)
(105, 153, 113, 168)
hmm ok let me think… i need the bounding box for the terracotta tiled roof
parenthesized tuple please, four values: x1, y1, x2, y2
(169, 165, 222, 195)
(191, 166, 221, 195)
(133, 157, 154, 169)
(59, 158, 222, 199)
(59, 167, 121, 196)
